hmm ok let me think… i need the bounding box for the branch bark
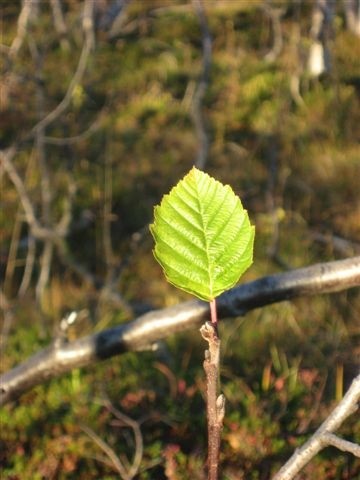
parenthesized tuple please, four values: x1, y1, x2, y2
(272, 372, 360, 479)
(201, 321, 225, 480)
(1, 256, 360, 405)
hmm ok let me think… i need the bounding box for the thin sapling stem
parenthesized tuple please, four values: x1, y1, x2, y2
(200, 298, 225, 480)
(150, 168, 254, 479)
(210, 298, 218, 328)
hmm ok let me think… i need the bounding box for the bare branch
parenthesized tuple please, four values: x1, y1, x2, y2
(82, 0, 96, 50)
(35, 240, 54, 303)
(322, 432, 360, 457)
(102, 0, 132, 40)
(9, 0, 40, 59)
(49, 0, 70, 50)
(288, 3, 306, 108)
(103, 142, 116, 281)
(18, 234, 36, 297)
(3, 147, 37, 296)
(264, 135, 290, 269)
(262, 1, 285, 62)
(43, 113, 104, 145)
(0, 148, 68, 242)
(0, 290, 14, 353)
(311, 230, 360, 256)
(81, 424, 131, 480)
(30, 1, 94, 135)
(102, 398, 144, 479)
(3, 206, 23, 295)
(0, 147, 40, 231)
(35, 131, 52, 224)
(1, 256, 359, 406)
(192, 0, 212, 170)
(272, 373, 360, 479)
(289, 74, 305, 108)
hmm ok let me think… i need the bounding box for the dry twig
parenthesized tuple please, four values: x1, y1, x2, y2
(81, 424, 131, 480)
(273, 373, 360, 479)
(200, 321, 225, 480)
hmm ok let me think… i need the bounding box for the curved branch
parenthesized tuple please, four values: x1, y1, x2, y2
(29, 0, 94, 135)
(1, 256, 360, 405)
(43, 112, 103, 145)
(1, 147, 74, 244)
(81, 424, 130, 479)
(0, 147, 39, 230)
(273, 372, 360, 479)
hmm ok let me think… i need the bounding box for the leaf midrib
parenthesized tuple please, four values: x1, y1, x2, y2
(192, 173, 213, 297)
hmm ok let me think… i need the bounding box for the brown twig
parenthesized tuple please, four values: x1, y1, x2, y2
(200, 320, 225, 480)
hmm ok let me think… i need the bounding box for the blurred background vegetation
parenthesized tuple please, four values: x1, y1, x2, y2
(0, 0, 359, 478)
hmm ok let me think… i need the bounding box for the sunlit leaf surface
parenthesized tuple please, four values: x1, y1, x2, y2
(150, 167, 255, 301)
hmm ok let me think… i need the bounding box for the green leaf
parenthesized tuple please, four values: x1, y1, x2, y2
(150, 167, 255, 301)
